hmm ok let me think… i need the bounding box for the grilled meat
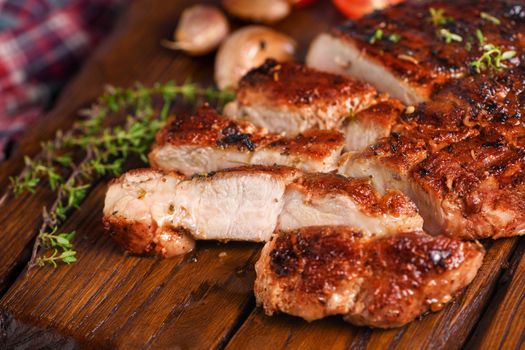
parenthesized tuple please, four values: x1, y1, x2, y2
(224, 59, 403, 151)
(307, 0, 524, 104)
(400, 67, 525, 148)
(255, 226, 484, 328)
(103, 169, 196, 257)
(104, 166, 423, 257)
(342, 99, 404, 151)
(149, 105, 345, 175)
(104, 166, 299, 257)
(341, 130, 525, 239)
(278, 173, 423, 235)
(223, 59, 381, 136)
(340, 67, 525, 239)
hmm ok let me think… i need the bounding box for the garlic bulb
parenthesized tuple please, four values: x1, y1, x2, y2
(223, 0, 291, 23)
(215, 26, 297, 90)
(162, 5, 229, 56)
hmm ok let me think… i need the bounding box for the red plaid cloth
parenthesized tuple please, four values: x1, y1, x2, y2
(0, 0, 125, 159)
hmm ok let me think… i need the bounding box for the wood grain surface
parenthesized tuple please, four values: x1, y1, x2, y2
(0, 1, 523, 349)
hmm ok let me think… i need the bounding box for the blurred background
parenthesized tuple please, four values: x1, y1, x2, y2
(0, 0, 126, 160)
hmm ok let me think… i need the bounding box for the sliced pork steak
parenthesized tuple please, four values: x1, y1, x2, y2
(307, 0, 524, 104)
(278, 172, 423, 236)
(149, 105, 345, 175)
(255, 226, 484, 328)
(224, 59, 403, 151)
(339, 66, 525, 239)
(104, 166, 423, 257)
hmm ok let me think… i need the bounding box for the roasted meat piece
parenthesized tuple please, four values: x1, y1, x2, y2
(149, 105, 345, 175)
(224, 59, 403, 151)
(104, 166, 299, 257)
(223, 59, 381, 136)
(102, 169, 195, 257)
(103, 166, 423, 257)
(342, 99, 404, 151)
(341, 130, 525, 239)
(340, 65, 525, 239)
(401, 67, 525, 147)
(307, 0, 524, 104)
(255, 226, 484, 328)
(279, 173, 423, 235)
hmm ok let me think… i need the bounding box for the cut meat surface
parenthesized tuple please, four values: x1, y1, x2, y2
(307, 0, 524, 104)
(342, 99, 404, 151)
(224, 59, 381, 136)
(255, 226, 484, 328)
(278, 173, 423, 236)
(149, 105, 345, 175)
(104, 166, 299, 257)
(103, 169, 195, 257)
(103, 166, 424, 257)
(224, 59, 403, 151)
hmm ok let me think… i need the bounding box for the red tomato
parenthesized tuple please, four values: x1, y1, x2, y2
(288, 0, 317, 8)
(332, 0, 405, 19)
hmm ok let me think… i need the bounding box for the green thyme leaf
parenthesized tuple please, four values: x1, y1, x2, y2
(429, 7, 453, 26)
(438, 28, 463, 43)
(369, 29, 384, 44)
(480, 12, 501, 25)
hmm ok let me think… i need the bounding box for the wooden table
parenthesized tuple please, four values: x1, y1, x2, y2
(0, 1, 524, 349)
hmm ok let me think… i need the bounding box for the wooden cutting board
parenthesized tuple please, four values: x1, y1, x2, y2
(0, 1, 524, 349)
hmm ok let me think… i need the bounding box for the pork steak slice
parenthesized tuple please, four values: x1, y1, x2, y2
(149, 105, 345, 175)
(104, 166, 424, 257)
(255, 226, 484, 328)
(307, 0, 524, 104)
(223, 59, 382, 136)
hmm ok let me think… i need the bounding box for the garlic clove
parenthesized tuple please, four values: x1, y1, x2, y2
(222, 0, 291, 24)
(162, 5, 229, 56)
(215, 26, 297, 90)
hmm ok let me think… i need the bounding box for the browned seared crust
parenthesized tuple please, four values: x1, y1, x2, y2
(103, 215, 157, 255)
(349, 66, 525, 239)
(288, 173, 418, 218)
(153, 105, 279, 151)
(150, 104, 345, 172)
(335, 0, 524, 97)
(413, 130, 525, 239)
(350, 99, 404, 129)
(255, 226, 484, 328)
(104, 215, 194, 257)
(359, 132, 429, 174)
(266, 129, 344, 160)
(401, 67, 525, 147)
(191, 164, 302, 180)
(238, 59, 378, 109)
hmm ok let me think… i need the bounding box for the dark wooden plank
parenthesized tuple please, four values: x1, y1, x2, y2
(0, 184, 260, 349)
(226, 239, 519, 350)
(466, 239, 525, 350)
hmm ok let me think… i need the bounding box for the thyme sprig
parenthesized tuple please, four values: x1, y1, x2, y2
(429, 7, 454, 27)
(480, 12, 501, 25)
(438, 28, 463, 43)
(7, 81, 234, 268)
(470, 43, 516, 73)
(369, 28, 402, 44)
